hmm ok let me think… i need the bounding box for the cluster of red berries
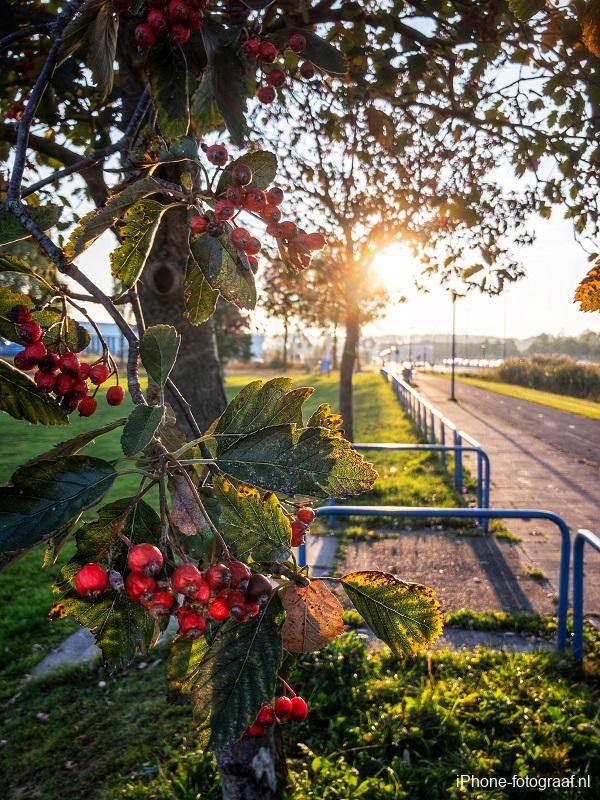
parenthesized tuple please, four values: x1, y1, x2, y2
(290, 506, 315, 547)
(9, 305, 125, 416)
(188, 145, 325, 272)
(245, 693, 309, 738)
(75, 550, 274, 639)
(243, 33, 316, 105)
(132, 0, 207, 49)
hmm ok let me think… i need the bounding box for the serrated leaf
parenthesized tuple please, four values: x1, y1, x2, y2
(0, 456, 116, 554)
(306, 403, 343, 435)
(190, 71, 225, 137)
(167, 635, 209, 694)
(157, 137, 199, 163)
(189, 594, 284, 747)
(0, 359, 68, 426)
(148, 44, 190, 141)
(212, 475, 291, 562)
(216, 424, 378, 499)
(280, 580, 344, 653)
(210, 377, 312, 453)
(270, 28, 346, 74)
(216, 151, 278, 195)
(190, 232, 256, 310)
(111, 200, 169, 292)
(574, 262, 600, 312)
(0, 205, 61, 246)
(121, 404, 165, 456)
(340, 571, 443, 657)
(59, 0, 106, 63)
(184, 251, 220, 324)
(139, 324, 181, 388)
(508, 0, 546, 21)
(89, 2, 118, 99)
(23, 418, 126, 468)
(0, 254, 35, 274)
(65, 177, 168, 259)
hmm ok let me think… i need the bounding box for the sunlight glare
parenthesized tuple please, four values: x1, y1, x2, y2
(371, 244, 422, 295)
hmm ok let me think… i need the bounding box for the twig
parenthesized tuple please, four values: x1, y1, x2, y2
(263, 563, 311, 587)
(0, 24, 50, 50)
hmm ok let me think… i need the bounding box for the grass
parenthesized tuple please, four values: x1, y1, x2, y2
(1, 371, 596, 799)
(454, 375, 600, 420)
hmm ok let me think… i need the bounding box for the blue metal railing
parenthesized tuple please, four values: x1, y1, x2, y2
(301, 505, 571, 651)
(572, 529, 600, 663)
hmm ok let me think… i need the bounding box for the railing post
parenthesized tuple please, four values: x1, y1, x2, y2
(572, 533, 585, 663)
(430, 411, 435, 445)
(297, 539, 307, 568)
(454, 430, 463, 494)
(440, 424, 446, 466)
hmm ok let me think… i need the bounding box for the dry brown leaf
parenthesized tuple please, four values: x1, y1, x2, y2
(168, 474, 209, 535)
(281, 579, 345, 653)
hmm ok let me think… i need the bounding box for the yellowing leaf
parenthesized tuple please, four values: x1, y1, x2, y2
(341, 570, 442, 657)
(574, 263, 600, 312)
(280, 580, 345, 653)
(581, 0, 600, 58)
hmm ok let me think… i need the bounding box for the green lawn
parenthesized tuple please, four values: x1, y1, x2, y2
(0, 372, 596, 799)
(455, 375, 600, 420)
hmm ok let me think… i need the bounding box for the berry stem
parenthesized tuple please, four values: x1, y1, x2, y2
(276, 676, 296, 698)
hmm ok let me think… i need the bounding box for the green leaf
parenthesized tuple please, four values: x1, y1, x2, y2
(212, 475, 291, 562)
(121, 404, 165, 456)
(65, 177, 168, 259)
(215, 424, 378, 498)
(508, 0, 545, 21)
(157, 137, 199, 163)
(190, 232, 256, 310)
(167, 635, 209, 694)
(0, 359, 68, 426)
(148, 44, 190, 141)
(55, 498, 161, 665)
(0, 254, 35, 275)
(184, 251, 220, 324)
(270, 28, 347, 74)
(216, 151, 278, 195)
(139, 324, 181, 388)
(190, 594, 284, 747)
(340, 571, 443, 657)
(306, 403, 343, 434)
(210, 377, 313, 454)
(0, 205, 61, 246)
(0, 456, 116, 554)
(110, 200, 169, 292)
(88, 2, 119, 99)
(39, 314, 91, 354)
(190, 72, 224, 138)
(22, 418, 126, 468)
(59, 0, 106, 62)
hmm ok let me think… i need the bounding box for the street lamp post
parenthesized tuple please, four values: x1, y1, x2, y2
(450, 292, 457, 401)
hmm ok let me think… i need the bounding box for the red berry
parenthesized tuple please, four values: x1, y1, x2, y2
(248, 255, 259, 274)
(243, 237, 261, 256)
(34, 370, 55, 392)
(259, 41, 278, 62)
(135, 23, 156, 48)
(291, 521, 305, 547)
(244, 189, 267, 213)
(274, 696, 293, 721)
(125, 571, 157, 601)
(290, 696, 308, 721)
(72, 379, 89, 397)
(288, 33, 306, 54)
(256, 705, 276, 727)
(89, 363, 110, 385)
(14, 350, 36, 371)
(245, 723, 266, 737)
(23, 341, 47, 363)
(208, 598, 230, 621)
(61, 393, 80, 413)
(189, 215, 209, 235)
(106, 385, 125, 406)
(8, 304, 32, 324)
(206, 144, 228, 166)
(38, 353, 60, 373)
(167, 0, 189, 21)
(214, 199, 235, 220)
(189, 578, 211, 605)
(232, 163, 252, 186)
(306, 232, 326, 251)
(299, 61, 316, 79)
(227, 185, 247, 207)
(188, 10, 203, 29)
(267, 187, 284, 206)
(127, 543, 163, 576)
(170, 23, 190, 45)
(280, 220, 297, 239)
(242, 601, 261, 620)
(245, 573, 273, 604)
(260, 204, 282, 225)
(59, 351, 80, 376)
(231, 226, 251, 250)
(243, 38, 261, 59)
(268, 68, 286, 88)
(75, 563, 109, 597)
(78, 396, 97, 417)
(257, 85, 276, 104)
(227, 560, 251, 588)
(79, 363, 91, 380)
(147, 9, 168, 32)
(113, 0, 132, 10)
(18, 321, 42, 343)
(143, 588, 174, 617)
(54, 373, 74, 396)
(172, 563, 204, 596)
(179, 609, 207, 639)
(205, 563, 232, 590)
(297, 507, 315, 524)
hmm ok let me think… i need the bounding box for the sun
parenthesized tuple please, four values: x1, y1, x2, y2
(371, 244, 421, 294)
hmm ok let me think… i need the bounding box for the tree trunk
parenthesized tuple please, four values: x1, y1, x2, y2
(339, 309, 360, 441)
(215, 726, 288, 800)
(282, 321, 288, 368)
(332, 323, 338, 370)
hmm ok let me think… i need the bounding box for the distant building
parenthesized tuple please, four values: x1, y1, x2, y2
(79, 321, 136, 360)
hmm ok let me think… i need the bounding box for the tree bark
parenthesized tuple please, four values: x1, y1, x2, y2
(332, 323, 338, 370)
(339, 309, 360, 441)
(215, 726, 288, 800)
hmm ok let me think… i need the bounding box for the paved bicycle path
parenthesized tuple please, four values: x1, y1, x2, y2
(415, 372, 600, 614)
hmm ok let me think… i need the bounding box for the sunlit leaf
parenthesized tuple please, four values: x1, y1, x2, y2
(574, 262, 600, 312)
(110, 200, 169, 292)
(139, 324, 181, 388)
(184, 252, 220, 324)
(0, 359, 68, 426)
(121, 404, 165, 456)
(0, 205, 61, 246)
(189, 232, 256, 310)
